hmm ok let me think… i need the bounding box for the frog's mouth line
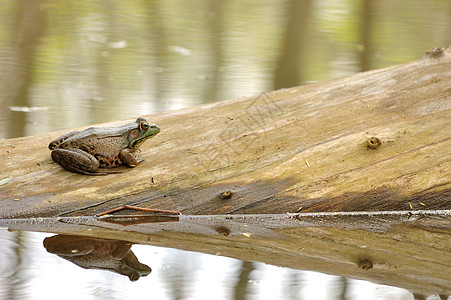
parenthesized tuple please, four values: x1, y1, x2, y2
(130, 131, 159, 148)
(130, 138, 146, 149)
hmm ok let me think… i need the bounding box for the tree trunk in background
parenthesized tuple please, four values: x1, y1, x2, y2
(4, 0, 44, 138)
(233, 261, 255, 300)
(360, 0, 374, 71)
(204, 1, 226, 103)
(273, 0, 312, 89)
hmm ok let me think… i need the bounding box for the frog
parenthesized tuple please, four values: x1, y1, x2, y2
(48, 118, 160, 175)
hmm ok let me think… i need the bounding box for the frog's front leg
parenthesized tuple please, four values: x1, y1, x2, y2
(51, 148, 108, 175)
(119, 148, 142, 167)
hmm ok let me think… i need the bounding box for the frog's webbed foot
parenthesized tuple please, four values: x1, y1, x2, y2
(51, 148, 110, 175)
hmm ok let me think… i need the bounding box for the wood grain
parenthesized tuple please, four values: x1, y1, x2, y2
(0, 47, 450, 218)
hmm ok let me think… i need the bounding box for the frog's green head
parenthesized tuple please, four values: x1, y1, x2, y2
(128, 118, 160, 149)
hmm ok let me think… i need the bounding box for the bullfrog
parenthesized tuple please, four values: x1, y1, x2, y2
(48, 118, 160, 175)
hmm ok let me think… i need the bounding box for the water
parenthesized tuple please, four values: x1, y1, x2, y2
(0, 230, 414, 300)
(0, 0, 450, 299)
(1, 212, 449, 299)
(0, 0, 450, 138)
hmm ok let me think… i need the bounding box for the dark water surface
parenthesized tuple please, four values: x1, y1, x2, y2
(0, 0, 450, 299)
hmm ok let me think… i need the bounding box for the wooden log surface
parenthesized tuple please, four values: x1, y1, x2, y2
(0, 47, 450, 219)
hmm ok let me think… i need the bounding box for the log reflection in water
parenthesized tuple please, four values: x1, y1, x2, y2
(1, 210, 449, 296)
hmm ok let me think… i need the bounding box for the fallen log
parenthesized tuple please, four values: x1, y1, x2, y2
(0, 47, 450, 218)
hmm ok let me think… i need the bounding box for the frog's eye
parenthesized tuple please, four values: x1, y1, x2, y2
(140, 122, 149, 131)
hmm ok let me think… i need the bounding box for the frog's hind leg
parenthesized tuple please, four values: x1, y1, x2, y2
(48, 131, 80, 150)
(51, 148, 110, 176)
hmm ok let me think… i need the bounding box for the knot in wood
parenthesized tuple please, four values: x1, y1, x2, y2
(365, 137, 381, 150)
(358, 258, 373, 270)
(219, 190, 233, 200)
